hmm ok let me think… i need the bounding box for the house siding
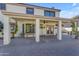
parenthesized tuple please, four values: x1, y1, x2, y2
(6, 4, 26, 14)
(34, 8, 44, 16)
(6, 4, 59, 17)
(55, 12, 60, 17)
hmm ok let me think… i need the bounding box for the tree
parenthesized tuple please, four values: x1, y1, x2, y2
(72, 16, 79, 39)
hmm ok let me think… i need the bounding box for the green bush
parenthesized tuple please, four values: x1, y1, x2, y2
(14, 21, 18, 34)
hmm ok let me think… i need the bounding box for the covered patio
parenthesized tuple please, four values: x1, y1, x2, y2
(0, 11, 77, 45)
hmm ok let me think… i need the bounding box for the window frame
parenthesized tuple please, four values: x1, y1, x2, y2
(0, 3, 6, 10)
(44, 10, 55, 17)
(26, 24, 35, 33)
(26, 7, 34, 15)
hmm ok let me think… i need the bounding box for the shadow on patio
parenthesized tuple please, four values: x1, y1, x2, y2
(8, 35, 75, 46)
(0, 35, 75, 46)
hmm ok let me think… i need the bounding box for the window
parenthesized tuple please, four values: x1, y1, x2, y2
(0, 3, 6, 10)
(44, 10, 55, 17)
(26, 24, 35, 33)
(26, 8, 34, 14)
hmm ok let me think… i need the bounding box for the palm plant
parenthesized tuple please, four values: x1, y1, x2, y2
(71, 21, 78, 39)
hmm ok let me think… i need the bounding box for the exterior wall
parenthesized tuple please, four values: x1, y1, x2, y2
(15, 20, 35, 37)
(14, 20, 57, 37)
(0, 4, 61, 37)
(62, 22, 79, 32)
(62, 23, 71, 32)
(54, 26, 58, 35)
(34, 8, 44, 16)
(40, 28, 46, 35)
(6, 4, 60, 17)
(15, 21, 22, 37)
(6, 4, 26, 14)
(15, 21, 43, 37)
(63, 23, 72, 27)
(55, 12, 60, 17)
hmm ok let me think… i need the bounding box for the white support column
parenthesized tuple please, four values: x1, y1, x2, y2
(57, 20, 62, 40)
(3, 16, 11, 45)
(35, 19, 40, 42)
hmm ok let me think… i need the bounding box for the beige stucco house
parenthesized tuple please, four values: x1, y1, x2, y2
(0, 3, 79, 45)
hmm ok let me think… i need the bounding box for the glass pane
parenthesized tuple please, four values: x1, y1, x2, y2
(44, 10, 55, 17)
(26, 24, 31, 33)
(44, 11, 50, 16)
(0, 3, 6, 10)
(26, 8, 34, 14)
(50, 12, 55, 17)
(26, 24, 35, 33)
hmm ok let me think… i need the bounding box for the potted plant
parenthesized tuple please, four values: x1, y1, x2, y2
(71, 21, 78, 39)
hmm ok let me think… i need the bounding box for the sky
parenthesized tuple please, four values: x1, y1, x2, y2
(30, 3, 79, 18)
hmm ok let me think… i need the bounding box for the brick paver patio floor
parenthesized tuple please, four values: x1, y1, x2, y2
(0, 35, 79, 56)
